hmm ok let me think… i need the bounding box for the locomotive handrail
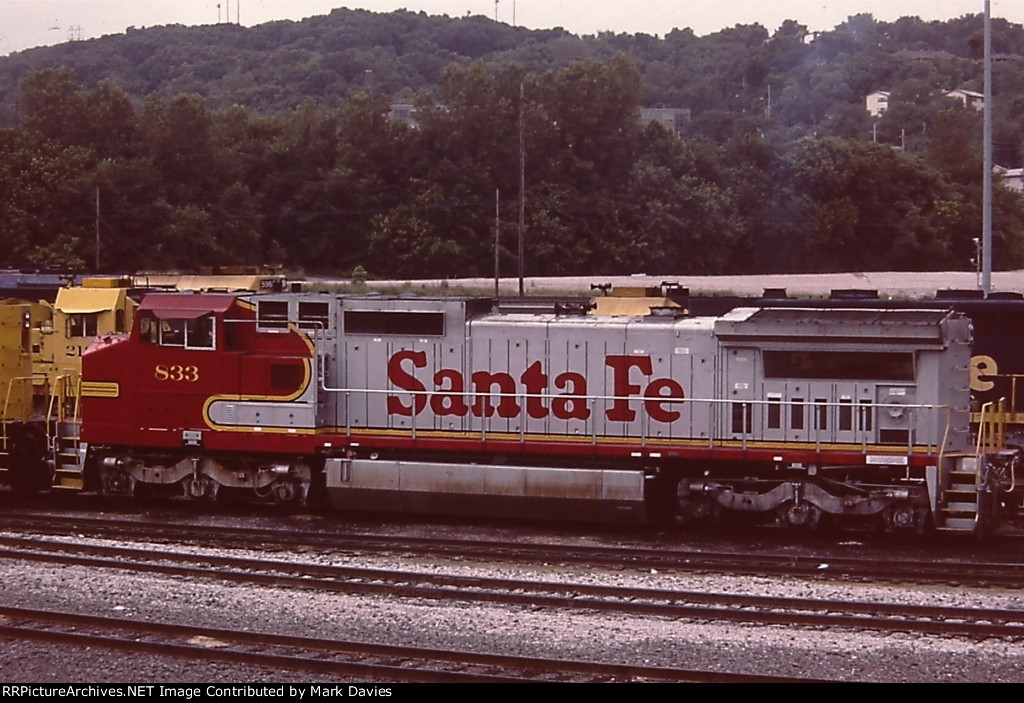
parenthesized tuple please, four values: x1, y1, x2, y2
(318, 380, 954, 456)
(0, 376, 30, 420)
(0, 375, 32, 453)
(45, 372, 80, 425)
(978, 400, 991, 455)
(975, 372, 1023, 418)
(975, 399, 1009, 454)
(319, 382, 952, 414)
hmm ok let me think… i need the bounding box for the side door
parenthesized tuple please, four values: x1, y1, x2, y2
(722, 347, 758, 441)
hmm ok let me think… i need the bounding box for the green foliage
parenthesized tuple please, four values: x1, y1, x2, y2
(0, 10, 1024, 276)
(0, 128, 95, 267)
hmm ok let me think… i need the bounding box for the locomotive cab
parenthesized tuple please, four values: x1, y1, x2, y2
(81, 293, 317, 505)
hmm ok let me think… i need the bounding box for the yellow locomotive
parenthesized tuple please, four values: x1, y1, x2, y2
(0, 279, 136, 492)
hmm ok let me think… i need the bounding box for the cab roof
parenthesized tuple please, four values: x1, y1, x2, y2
(138, 293, 238, 319)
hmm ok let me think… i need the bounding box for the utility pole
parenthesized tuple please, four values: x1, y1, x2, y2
(494, 189, 500, 298)
(982, 0, 993, 294)
(518, 81, 525, 297)
(94, 188, 100, 271)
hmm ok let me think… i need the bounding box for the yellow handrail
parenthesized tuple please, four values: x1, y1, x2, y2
(0, 375, 34, 453)
(976, 397, 1010, 455)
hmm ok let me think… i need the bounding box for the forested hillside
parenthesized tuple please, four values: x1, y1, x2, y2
(1, 8, 1023, 277)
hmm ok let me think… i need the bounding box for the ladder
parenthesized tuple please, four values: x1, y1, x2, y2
(936, 399, 1016, 534)
(49, 374, 86, 491)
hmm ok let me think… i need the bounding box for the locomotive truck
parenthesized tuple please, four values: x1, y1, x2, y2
(69, 290, 1018, 535)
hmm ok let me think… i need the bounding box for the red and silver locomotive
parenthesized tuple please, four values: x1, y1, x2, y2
(74, 291, 1017, 534)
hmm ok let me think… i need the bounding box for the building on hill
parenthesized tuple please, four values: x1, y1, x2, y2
(945, 89, 985, 110)
(865, 91, 890, 118)
(389, 103, 419, 127)
(996, 165, 1024, 194)
(638, 108, 691, 137)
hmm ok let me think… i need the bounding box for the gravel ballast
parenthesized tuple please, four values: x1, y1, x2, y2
(0, 527, 1022, 683)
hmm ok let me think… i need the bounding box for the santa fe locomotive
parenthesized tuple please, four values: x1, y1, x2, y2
(674, 287, 1024, 450)
(64, 289, 1021, 536)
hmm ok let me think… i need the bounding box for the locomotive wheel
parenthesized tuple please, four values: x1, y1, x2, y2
(677, 496, 722, 527)
(186, 475, 216, 500)
(272, 479, 300, 506)
(882, 503, 928, 534)
(777, 502, 822, 530)
(102, 467, 134, 495)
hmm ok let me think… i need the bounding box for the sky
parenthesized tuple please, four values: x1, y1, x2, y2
(0, 1, 1021, 56)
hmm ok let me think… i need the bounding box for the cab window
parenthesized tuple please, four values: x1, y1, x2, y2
(68, 313, 98, 338)
(142, 314, 216, 350)
(159, 319, 185, 347)
(186, 315, 215, 349)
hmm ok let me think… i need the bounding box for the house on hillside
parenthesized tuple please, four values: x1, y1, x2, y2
(865, 91, 890, 118)
(996, 165, 1024, 194)
(388, 103, 419, 127)
(638, 108, 691, 136)
(946, 89, 985, 110)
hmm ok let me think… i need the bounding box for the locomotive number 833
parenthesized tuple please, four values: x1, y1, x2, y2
(69, 291, 1021, 536)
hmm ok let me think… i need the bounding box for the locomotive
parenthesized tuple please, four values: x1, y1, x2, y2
(71, 290, 1018, 535)
(668, 286, 1024, 447)
(0, 280, 136, 493)
(0, 271, 285, 495)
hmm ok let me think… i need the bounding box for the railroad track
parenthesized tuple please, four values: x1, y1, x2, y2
(0, 532, 1022, 641)
(0, 605, 812, 682)
(3, 510, 1024, 587)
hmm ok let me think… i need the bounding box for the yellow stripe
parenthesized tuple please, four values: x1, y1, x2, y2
(81, 381, 120, 398)
(332, 426, 937, 455)
(202, 357, 313, 431)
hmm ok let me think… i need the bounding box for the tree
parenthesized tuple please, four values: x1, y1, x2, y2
(17, 68, 87, 144)
(142, 93, 220, 205)
(778, 137, 965, 271)
(0, 129, 95, 267)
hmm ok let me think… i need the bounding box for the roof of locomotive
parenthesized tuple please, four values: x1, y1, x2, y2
(55, 285, 132, 314)
(471, 308, 718, 332)
(137, 292, 239, 318)
(714, 306, 962, 345)
(719, 306, 955, 326)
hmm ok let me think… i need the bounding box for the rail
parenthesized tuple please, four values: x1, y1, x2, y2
(971, 373, 1024, 429)
(987, 373, 1024, 414)
(975, 399, 1008, 454)
(318, 378, 955, 459)
(273, 320, 959, 459)
(45, 373, 81, 424)
(0, 376, 33, 453)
